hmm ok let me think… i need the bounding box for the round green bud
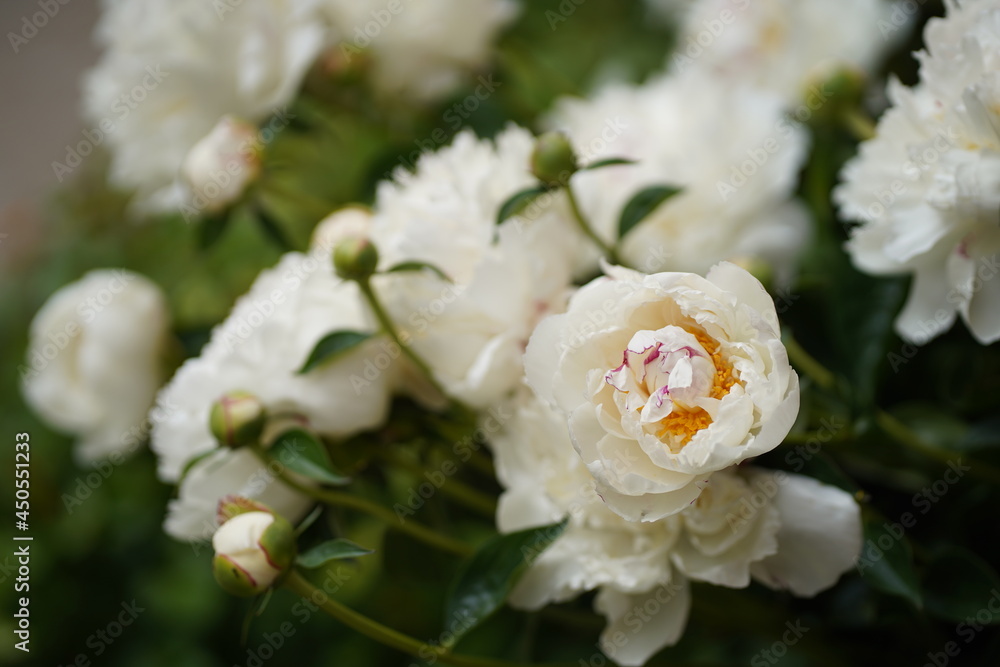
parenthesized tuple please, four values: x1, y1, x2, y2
(531, 132, 579, 187)
(209, 391, 267, 449)
(333, 236, 379, 281)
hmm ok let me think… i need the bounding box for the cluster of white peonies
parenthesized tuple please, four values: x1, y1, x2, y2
(148, 125, 579, 539)
(495, 263, 860, 666)
(21, 270, 171, 464)
(668, 0, 908, 106)
(83, 0, 517, 214)
(546, 69, 810, 280)
(836, 0, 1000, 345)
(149, 244, 400, 540)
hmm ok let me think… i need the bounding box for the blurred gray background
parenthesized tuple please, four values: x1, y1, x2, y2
(0, 0, 99, 275)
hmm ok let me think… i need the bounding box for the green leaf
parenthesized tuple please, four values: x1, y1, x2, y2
(268, 428, 350, 486)
(444, 520, 567, 641)
(298, 330, 373, 374)
(583, 157, 637, 171)
(617, 185, 683, 240)
(924, 547, 1000, 623)
(496, 185, 552, 225)
(385, 261, 452, 283)
(296, 539, 374, 569)
(857, 512, 922, 609)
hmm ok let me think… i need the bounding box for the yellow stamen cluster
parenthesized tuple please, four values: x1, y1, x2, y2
(656, 330, 739, 450)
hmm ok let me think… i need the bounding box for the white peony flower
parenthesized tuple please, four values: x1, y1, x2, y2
(151, 250, 399, 540)
(368, 126, 577, 409)
(83, 0, 326, 214)
(672, 0, 907, 105)
(492, 390, 861, 666)
(22, 270, 170, 464)
(835, 0, 1000, 345)
(547, 70, 810, 280)
(181, 115, 262, 214)
(524, 262, 799, 522)
(321, 0, 518, 101)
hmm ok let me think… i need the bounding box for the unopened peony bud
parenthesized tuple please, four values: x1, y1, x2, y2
(531, 132, 578, 187)
(333, 236, 379, 281)
(182, 115, 261, 213)
(212, 510, 296, 597)
(209, 391, 267, 448)
(311, 206, 373, 252)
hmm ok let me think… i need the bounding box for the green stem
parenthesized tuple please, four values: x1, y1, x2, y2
(358, 278, 453, 402)
(255, 448, 473, 557)
(381, 450, 497, 517)
(564, 184, 620, 265)
(842, 108, 877, 142)
(875, 411, 1000, 484)
(783, 335, 1000, 484)
(783, 333, 837, 391)
(284, 571, 575, 667)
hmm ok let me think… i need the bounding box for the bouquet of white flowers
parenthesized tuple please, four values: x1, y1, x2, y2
(11, 1, 1000, 666)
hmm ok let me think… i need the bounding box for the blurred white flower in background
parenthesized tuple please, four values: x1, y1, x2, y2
(836, 0, 1000, 345)
(22, 269, 170, 464)
(84, 0, 327, 214)
(492, 389, 861, 666)
(547, 70, 810, 280)
(151, 251, 399, 540)
(524, 263, 799, 522)
(181, 115, 263, 214)
(369, 126, 577, 408)
(672, 0, 908, 106)
(321, 0, 519, 102)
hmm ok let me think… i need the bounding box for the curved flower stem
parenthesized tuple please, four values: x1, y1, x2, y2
(875, 411, 1000, 484)
(379, 450, 498, 517)
(257, 451, 474, 557)
(842, 108, 877, 141)
(357, 277, 462, 407)
(284, 570, 576, 667)
(564, 184, 621, 265)
(782, 334, 837, 391)
(783, 333, 1000, 484)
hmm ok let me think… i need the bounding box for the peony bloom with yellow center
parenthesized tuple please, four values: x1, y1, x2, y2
(525, 262, 799, 522)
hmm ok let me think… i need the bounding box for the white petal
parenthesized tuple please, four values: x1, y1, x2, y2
(749, 471, 862, 597)
(594, 580, 691, 667)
